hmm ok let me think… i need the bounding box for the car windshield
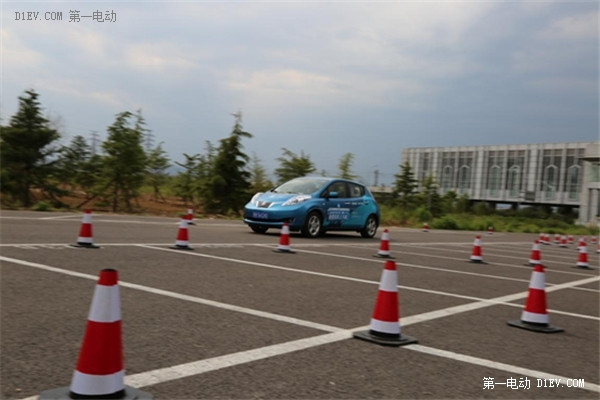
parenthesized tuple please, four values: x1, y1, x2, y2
(272, 178, 329, 195)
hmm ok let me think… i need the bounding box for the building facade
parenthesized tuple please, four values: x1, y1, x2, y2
(401, 141, 600, 226)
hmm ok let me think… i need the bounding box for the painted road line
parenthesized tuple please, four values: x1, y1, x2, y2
(0, 256, 340, 333)
(407, 345, 600, 394)
(297, 246, 595, 278)
(6, 255, 599, 397)
(139, 245, 599, 320)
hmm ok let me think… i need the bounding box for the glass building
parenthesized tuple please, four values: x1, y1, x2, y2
(401, 141, 600, 226)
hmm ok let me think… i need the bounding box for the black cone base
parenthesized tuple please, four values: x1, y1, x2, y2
(507, 320, 564, 333)
(40, 385, 153, 399)
(70, 243, 100, 249)
(373, 254, 395, 259)
(273, 249, 296, 254)
(573, 265, 594, 270)
(169, 245, 194, 250)
(353, 330, 418, 347)
(468, 260, 487, 264)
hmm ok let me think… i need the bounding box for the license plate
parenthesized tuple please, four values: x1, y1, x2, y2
(252, 211, 268, 219)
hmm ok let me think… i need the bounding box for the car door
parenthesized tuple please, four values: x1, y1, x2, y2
(322, 181, 352, 228)
(346, 182, 370, 227)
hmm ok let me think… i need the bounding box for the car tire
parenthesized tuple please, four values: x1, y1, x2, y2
(302, 211, 323, 238)
(250, 225, 268, 234)
(360, 214, 378, 238)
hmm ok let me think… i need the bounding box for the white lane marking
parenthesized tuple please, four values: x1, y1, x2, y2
(407, 345, 600, 394)
(0, 256, 340, 333)
(6, 255, 599, 396)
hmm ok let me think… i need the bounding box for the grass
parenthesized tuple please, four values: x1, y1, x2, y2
(379, 205, 598, 236)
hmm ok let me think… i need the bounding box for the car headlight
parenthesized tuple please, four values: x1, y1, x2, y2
(250, 192, 263, 205)
(282, 195, 311, 206)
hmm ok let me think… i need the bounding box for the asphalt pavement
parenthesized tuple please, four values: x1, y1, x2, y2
(1, 210, 598, 399)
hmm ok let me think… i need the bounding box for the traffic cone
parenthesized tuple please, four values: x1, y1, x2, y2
(185, 208, 195, 225)
(374, 229, 394, 258)
(71, 209, 100, 248)
(507, 265, 563, 333)
(170, 218, 193, 250)
(422, 222, 429, 232)
(539, 233, 548, 245)
(527, 240, 542, 266)
(577, 237, 586, 250)
(567, 234, 574, 244)
(591, 236, 597, 245)
(488, 226, 493, 235)
(544, 233, 551, 245)
(574, 244, 591, 269)
(39, 269, 153, 399)
(353, 261, 417, 346)
(597, 242, 600, 254)
(553, 234, 560, 244)
(559, 235, 568, 248)
(469, 235, 484, 263)
(274, 222, 295, 253)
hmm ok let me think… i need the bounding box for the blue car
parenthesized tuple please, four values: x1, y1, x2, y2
(243, 176, 380, 238)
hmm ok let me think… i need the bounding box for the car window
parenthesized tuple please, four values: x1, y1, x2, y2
(326, 181, 348, 198)
(349, 183, 364, 198)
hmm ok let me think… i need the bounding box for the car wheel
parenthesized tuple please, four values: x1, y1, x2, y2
(360, 214, 378, 238)
(250, 225, 268, 234)
(302, 211, 323, 238)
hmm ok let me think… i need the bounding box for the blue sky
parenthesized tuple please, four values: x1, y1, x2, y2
(2, 1, 598, 185)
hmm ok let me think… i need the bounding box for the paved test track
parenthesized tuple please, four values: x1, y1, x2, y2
(0, 210, 598, 399)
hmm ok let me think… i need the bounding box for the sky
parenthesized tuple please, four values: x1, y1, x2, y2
(2, 1, 598, 186)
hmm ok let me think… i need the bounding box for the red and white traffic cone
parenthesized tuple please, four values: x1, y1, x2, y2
(274, 222, 295, 253)
(544, 233, 551, 245)
(469, 235, 484, 263)
(71, 209, 100, 248)
(374, 229, 394, 258)
(553, 234, 560, 245)
(577, 237, 586, 250)
(185, 208, 195, 225)
(487, 226, 493, 235)
(170, 218, 193, 250)
(422, 222, 429, 232)
(528, 240, 542, 266)
(597, 242, 600, 254)
(575, 244, 591, 269)
(591, 236, 597, 245)
(353, 260, 417, 346)
(507, 264, 563, 333)
(39, 269, 152, 399)
(567, 235, 574, 244)
(559, 235, 568, 248)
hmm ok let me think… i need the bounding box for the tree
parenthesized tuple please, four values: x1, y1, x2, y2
(249, 153, 273, 193)
(274, 148, 316, 183)
(205, 112, 253, 213)
(337, 152, 357, 180)
(0, 90, 61, 206)
(57, 135, 91, 190)
(174, 153, 200, 205)
(392, 161, 418, 208)
(145, 142, 171, 202)
(100, 111, 147, 212)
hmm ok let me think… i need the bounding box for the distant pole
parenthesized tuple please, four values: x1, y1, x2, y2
(90, 131, 100, 155)
(374, 169, 379, 186)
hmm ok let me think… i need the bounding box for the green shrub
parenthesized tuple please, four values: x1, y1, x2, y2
(432, 216, 459, 230)
(32, 201, 53, 211)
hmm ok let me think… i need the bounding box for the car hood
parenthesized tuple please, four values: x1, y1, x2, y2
(256, 191, 310, 205)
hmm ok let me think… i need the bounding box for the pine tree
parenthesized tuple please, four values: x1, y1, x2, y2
(100, 111, 147, 212)
(337, 152, 357, 180)
(206, 112, 252, 214)
(274, 148, 316, 183)
(393, 161, 418, 208)
(0, 90, 61, 206)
